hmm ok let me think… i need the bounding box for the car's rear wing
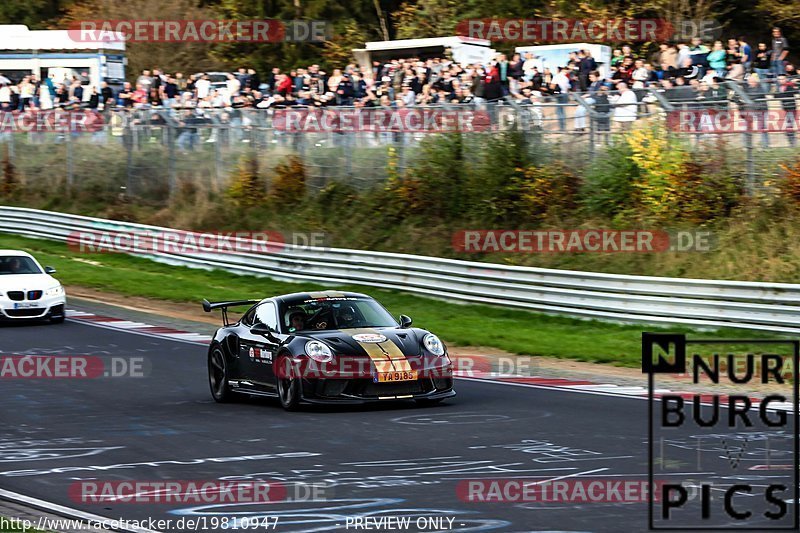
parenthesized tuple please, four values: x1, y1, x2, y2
(202, 299, 260, 326)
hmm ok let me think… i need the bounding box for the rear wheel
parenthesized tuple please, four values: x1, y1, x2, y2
(209, 347, 233, 403)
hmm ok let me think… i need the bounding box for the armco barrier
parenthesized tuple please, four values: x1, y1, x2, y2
(1, 206, 800, 333)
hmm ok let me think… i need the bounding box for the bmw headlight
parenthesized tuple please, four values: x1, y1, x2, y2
(305, 340, 334, 363)
(45, 285, 64, 297)
(423, 334, 446, 356)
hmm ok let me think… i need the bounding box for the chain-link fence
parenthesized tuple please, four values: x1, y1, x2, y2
(1, 82, 798, 205)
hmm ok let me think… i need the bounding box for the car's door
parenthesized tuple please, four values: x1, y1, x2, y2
(233, 304, 261, 387)
(237, 301, 282, 391)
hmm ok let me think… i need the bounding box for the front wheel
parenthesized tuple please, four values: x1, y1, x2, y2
(209, 347, 233, 403)
(277, 376, 302, 411)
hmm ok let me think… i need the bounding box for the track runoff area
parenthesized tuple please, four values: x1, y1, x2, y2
(0, 304, 797, 532)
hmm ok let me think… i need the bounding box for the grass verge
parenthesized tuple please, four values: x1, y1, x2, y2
(0, 233, 792, 368)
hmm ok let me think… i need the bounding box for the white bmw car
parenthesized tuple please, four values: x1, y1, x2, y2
(0, 250, 67, 323)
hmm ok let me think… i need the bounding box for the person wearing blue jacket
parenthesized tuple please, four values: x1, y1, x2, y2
(707, 41, 728, 78)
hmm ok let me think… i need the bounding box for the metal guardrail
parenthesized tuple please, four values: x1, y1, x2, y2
(2, 206, 800, 334)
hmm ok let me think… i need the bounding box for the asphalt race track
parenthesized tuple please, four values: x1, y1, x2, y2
(0, 305, 796, 532)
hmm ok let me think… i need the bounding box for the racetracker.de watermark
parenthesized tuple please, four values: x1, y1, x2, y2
(452, 230, 714, 253)
(668, 109, 800, 133)
(457, 479, 667, 503)
(67, 480, 325, 503)
(272, 108, 491, 133)
(274, 356, 454, 379)
(68, 19, 331, 43)
(0, 110, 105, 133)
(0, 356, 149, 379)
(67, 230, 328, 255)
(456, 18, 721, 42)
(456, 18, 673, 42)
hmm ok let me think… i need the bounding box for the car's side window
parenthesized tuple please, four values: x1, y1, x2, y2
(254, 302, 279, 331)
(241, 306, 258, 326)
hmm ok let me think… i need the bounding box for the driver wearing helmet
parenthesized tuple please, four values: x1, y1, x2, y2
(7, 257, 23, 273)
(336, 304, 359, 328)
(285, 307, 306, 332)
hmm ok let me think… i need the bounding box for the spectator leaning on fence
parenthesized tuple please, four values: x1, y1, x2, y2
(775, 74, 798, 147)
(772, 27, 790, 76)
(707, 41, 728, 78)
(611, 82, 638, 128)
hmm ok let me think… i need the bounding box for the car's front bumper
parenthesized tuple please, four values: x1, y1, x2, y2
(298, 376, 456, 404)
(0, 295, 67, 320)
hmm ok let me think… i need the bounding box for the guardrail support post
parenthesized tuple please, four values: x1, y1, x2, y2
(745, 130, 755, 194)
(167, 124, 177, 198)
(65, 131, 74, 196)
(214, 127, 223, 193)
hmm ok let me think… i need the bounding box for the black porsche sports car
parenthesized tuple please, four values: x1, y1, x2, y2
(202, 290, 455, 410)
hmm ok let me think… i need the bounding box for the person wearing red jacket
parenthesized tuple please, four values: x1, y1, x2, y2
(276, 74, 293, 97)
(483, 64, 503, 101)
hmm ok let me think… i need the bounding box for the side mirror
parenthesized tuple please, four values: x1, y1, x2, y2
(44, 266, 57, 274)
(250, 323, 279, 342)
(398, 315, 412, 328)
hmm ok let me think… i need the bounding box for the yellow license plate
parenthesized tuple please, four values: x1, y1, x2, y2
(376, 370, 418, 382)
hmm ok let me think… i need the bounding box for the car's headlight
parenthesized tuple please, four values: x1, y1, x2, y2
(423, 334, 445, 356)
(305, 340, 334, 363)
(45, 285, 64, 297)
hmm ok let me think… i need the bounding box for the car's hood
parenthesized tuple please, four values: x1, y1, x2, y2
(306, 327, 423, 357)
(0, 274, 60, 292)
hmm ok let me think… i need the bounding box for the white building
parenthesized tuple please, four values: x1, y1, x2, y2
(353, 36, 497, 69)
(0, 25, 126, 91)
(515, 43, 612, 79)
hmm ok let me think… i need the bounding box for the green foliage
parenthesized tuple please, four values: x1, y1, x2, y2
(463, 131, 531, 223)
(226, 152, 265, 208)
(624, 125, 743, 223)
(779, 158, 800, 206)
(59, 0, 222, 78)
(392, 0, 460, 39)
(0, 144, 18, 199)
(668, 162, 744, 224)
(518, 162, 581, 223)
(269, 155, 307, 205)
(211, 0, 385, 71)
(582, 140, 640, 221)
(322, 19, 374, 68)
(757, 0, 800, 23)
(1, 128, 797, 283)
(387, 133, 465, 218)
(0, 0, 64, 28)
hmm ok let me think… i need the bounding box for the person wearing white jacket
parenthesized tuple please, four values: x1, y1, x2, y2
(611, 82, 638, 129)
(38, 83, 53, 110)
(0, 83, 10, 111)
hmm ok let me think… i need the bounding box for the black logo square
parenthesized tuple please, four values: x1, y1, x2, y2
(643, 333, 686, 374)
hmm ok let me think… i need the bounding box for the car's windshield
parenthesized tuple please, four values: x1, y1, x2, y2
(278, 296, 397, 333)
(0, 256, 41, 275)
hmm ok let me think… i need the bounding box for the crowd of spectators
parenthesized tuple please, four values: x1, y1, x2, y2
(0, 26, 795, 139)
